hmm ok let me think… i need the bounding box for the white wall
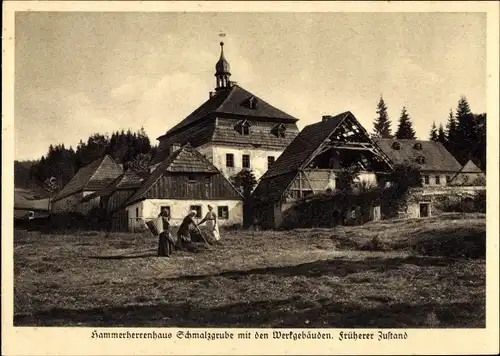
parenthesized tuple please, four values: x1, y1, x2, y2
(199, 144, 284, 181)
(125, 199, 244, 231)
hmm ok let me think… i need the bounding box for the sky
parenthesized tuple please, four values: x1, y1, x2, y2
(14, 12, 486, 161)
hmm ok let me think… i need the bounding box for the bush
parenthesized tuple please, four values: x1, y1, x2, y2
(434, 191, 486, 214)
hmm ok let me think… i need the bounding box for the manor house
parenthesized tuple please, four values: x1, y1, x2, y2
(149, 42, 300, 181)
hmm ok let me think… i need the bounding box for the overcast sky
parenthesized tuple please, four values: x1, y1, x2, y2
(14, 12, 486, 161)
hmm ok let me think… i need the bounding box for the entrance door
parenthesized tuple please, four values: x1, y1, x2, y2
(419, 203, 430, 218)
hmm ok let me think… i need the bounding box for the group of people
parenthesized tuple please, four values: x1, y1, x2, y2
(156, 205, 221, 257)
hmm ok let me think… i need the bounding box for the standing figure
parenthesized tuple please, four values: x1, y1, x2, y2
(177, 210, 202, 250)
(157, 208, 173, 257)
(198, 205, 221, 243)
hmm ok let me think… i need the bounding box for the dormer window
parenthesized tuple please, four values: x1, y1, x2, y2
(273, 123, 287, 138)
(416, 155, 426, 165)
(248, 96, 257, 110)
(413, 143, 423, 150)
(235, 120, 251, 135)
(392, 141, 401, 150)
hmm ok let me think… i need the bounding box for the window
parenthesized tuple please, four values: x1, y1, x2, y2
(226, 153, 234, 167)
(187, 174, 196, 183)
(446, 175, 452, 184)
(135, 207, 139, 218)
(423, 175, 430, 185)
(242, 125, 250, 135)
(416, 155, 426, 165)
(267, 156, 275, 169)
(435, 175, 440, 185)
(217, 206, 229, 219)
(190, 205, 202, 219)
(279, 130, 286, 138)
(242, 154, 251, 169)
(273, 124, 287, 138)
(413, 143, 423, 150)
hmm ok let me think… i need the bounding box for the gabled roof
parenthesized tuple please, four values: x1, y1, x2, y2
(459, 160, 483, 173)
(80, 169, 145, 202)
(158, 84, 298, 139)
(252, 111, 395, 203)
(125, 143, 225, 206)
(373, 138, 462, 172)
(262, 112, 350, 179)
(52, 155, 123, 202)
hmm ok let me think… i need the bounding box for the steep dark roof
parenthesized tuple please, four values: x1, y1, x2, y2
(158, 84, 298, 139)
(125, 144, 223, 205)
(52, 155, 123, 202)
(251, 112, 352, 203)
(373, 138, 462, 172)
(262, 112, 350, 179)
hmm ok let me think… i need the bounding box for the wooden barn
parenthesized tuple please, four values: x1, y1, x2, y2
(122, 143, 244, 231)
(50, 155, 123, 215)
(251, 112, 395, 229)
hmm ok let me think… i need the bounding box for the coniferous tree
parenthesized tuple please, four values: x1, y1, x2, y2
(429, 122, 438, 141)
(445, 108, 458, 150)
(395, 107, 416, 139)
(454, 96, 476, 164)
(372, 96, 392, 138)
(437, 123, 447, 145)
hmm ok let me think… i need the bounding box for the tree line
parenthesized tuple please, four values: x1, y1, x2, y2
(27, 128, 158, 191)
(372, 95, 486, 170)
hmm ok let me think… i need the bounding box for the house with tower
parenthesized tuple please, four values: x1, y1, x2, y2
(149, 41, 301, 182)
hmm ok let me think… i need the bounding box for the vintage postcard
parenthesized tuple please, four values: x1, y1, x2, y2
(2, 1, 499, 355)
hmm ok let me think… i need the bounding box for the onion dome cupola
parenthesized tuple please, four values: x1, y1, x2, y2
(215, 41, 231, 91)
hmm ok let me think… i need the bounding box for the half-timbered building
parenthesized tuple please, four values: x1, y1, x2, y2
(150, 42, 300, 181)
(251, 111, 394, 228)
(123, 143, 243, 231)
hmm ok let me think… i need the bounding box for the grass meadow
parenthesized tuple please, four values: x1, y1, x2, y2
(14, 213, 486, 328)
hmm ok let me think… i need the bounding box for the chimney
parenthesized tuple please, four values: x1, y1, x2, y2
(209, 91, 215, 98)
(322, 115, 333, 122)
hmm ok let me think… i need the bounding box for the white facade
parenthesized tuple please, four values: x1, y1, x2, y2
(197, 144, 284, 181)
(125, 198, 244, 232)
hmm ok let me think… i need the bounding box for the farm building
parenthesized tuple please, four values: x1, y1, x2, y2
(251, 111, 395, 228)
(373, 139, 484, 218)
(14, 189, 50, 221)
(50, 155, 123, 214)
(373, 138, 464, 187)
(251, 111, 485, 228)
(150, 41, 300, 181)
(450, 159, 486, 186)
(122, 143, 244, 232)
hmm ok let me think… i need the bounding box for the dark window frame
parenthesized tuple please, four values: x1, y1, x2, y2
(267, 156, 275, 169)
(242, 154, 251, 169)
(217, 206, 229, 219)
(226, 153, 234, 167)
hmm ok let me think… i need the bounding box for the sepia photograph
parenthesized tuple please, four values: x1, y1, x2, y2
(3, 3, 499, 354)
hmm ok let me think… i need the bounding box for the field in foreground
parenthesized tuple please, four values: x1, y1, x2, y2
(14, 213, 486, 327)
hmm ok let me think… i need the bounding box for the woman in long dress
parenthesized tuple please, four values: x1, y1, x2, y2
(198, 205, 221, 243)
(157, 208, 174, 257)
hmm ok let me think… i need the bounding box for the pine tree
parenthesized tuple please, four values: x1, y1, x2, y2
(395, 107, 416, 139)
(445, 109, 458, 144)
(429, 122, 438, 141)
(454, 96, 476, 163)
(372, 96, 392, 138)
(437, 124, 447, 145)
